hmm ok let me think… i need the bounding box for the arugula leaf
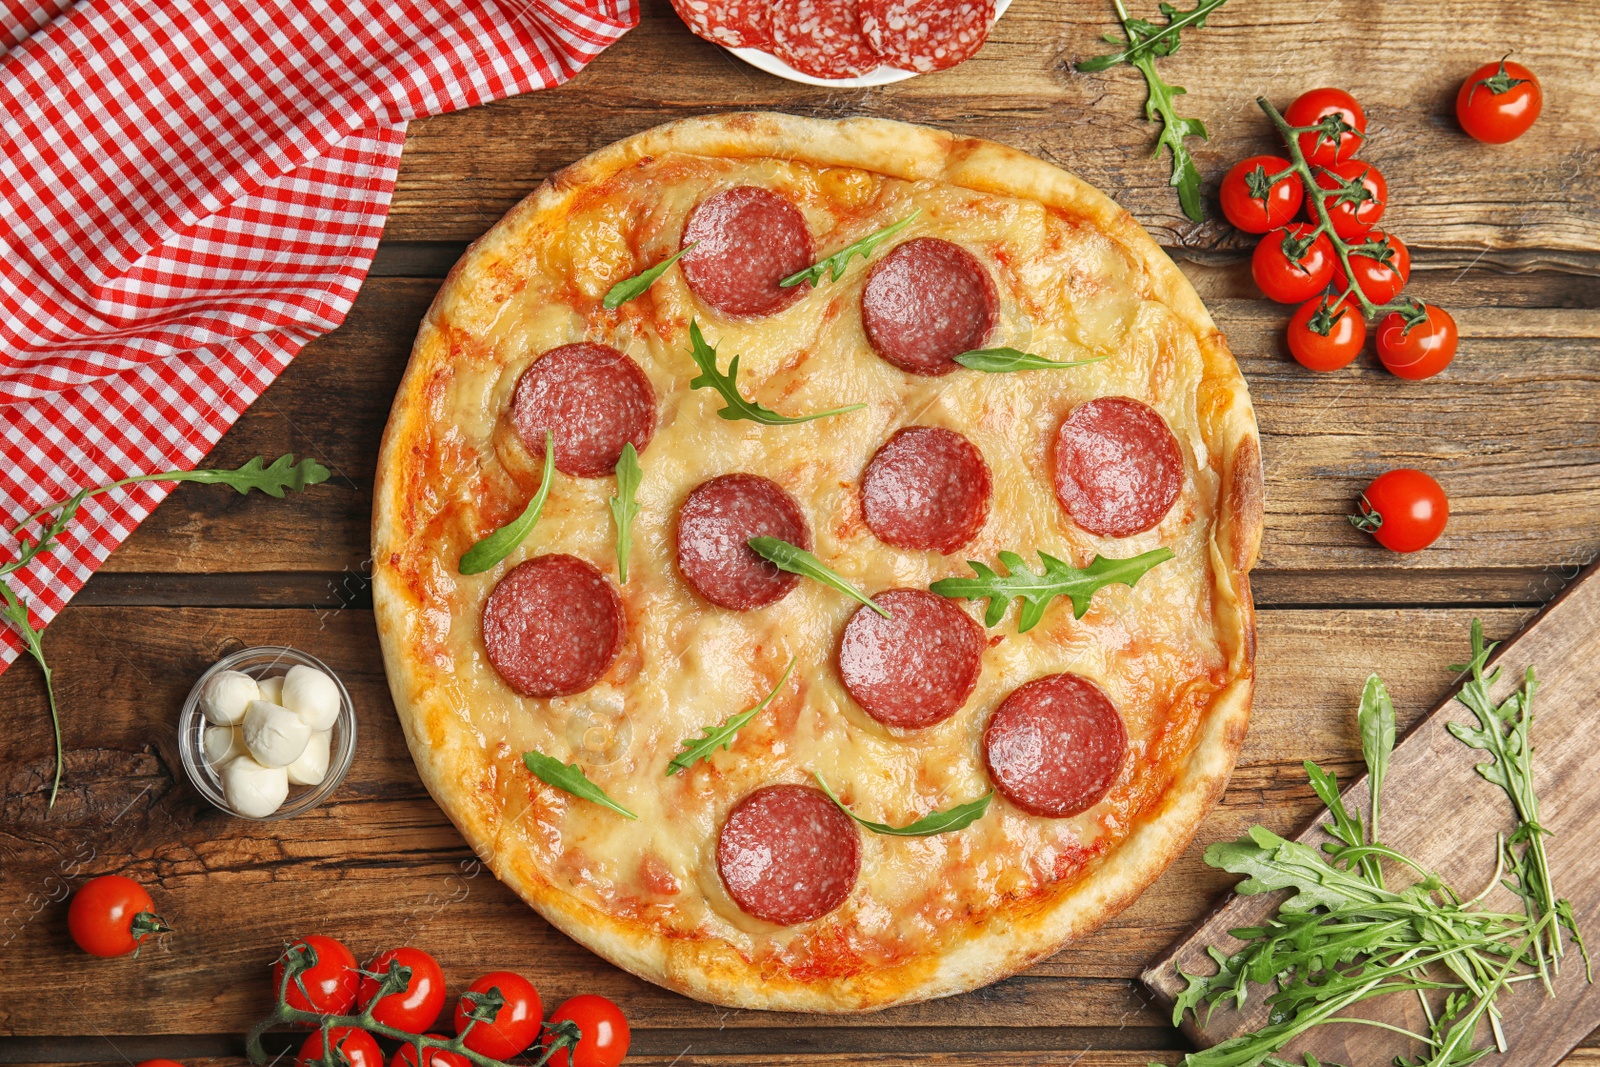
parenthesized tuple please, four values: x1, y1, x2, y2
(815, 773, 991, 837)
(687, 320, 865, 426)
(746, 537, 890, 618)
(1076, 0, 1229, 223)
(1205, 825, 1394, 913)
(607, 443, 641, 584)
(602, 242, 697, 309)
(954, 348, 1107, 373)
(929, 548, 1172, 632)
(0, 581, 60, 808)
(780, 210, 920, 288)
(523, 750, 637, 819)
(459, 431, 554, 575)
(667, 658, 796, 775)
(1358, 673, 1394, 846)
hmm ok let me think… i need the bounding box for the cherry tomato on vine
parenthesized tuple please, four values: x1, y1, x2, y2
(1287, 296, 1365, 372)
(547, 994, 631, 1067)
(67, 875, 170, 958)
(454, 970, 542, 1058)
(1251, 223, 1335, 304)
(390, 1037, 470, 1067)
(1351, 469, 1449, 553)
(357, 946, 446, 1034)
(1375, 304, 1458, 380)
(1310, 160, 1386, 239)
(297, 1027, 383, 1067)
(1284, 87, 1367, 166)
(1333, 229, 1410, 305)
(1219, 155, 1304, 233)
(273, 935, 360, 1019)
(1456, 57, 1542, 143)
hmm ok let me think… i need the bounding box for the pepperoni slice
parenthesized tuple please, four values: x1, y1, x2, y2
(482, 555, 625, 699)
(717, 785, 859, 924)
(859, 0, 995, 73)
(669, 0, 772, 48)
(860, 238, 998, 375)
(1053, 397, 1184, 538)
(511, 343, 656, 478)
(983, 673, 1127, 818)
(680, 187, 815, 318)
(770, 0, 882, 80)
(838, 589, 984, 729)
(860, 426, 991, 553)
(676, 474, 811, 610)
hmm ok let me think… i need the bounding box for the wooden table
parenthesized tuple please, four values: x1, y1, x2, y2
(2, 2, 1597, 1063)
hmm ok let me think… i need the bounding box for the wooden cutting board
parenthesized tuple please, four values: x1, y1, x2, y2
(1143, 562, 1600, 1067)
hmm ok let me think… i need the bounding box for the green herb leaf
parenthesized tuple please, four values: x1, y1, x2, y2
(1075, 0, 1229, 69)
(954, 348, 1107, 373)
(667, 659, 796, 775)
(746, 537, 890, 617)
(930, 548, 1172, 632)
(815, 773, 991, 837)
(1357, 673, 1394, 844)
(0, 581, 60, 808)
(602, 242, 697, 310)
(459, 431, 555, 575)
(523, 750, 637, 819)
(687, 320, 865, 425)
(780, 210, 921, 288)
(608, 443, 641, 584)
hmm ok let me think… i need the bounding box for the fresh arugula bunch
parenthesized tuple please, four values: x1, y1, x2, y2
(1171, 622, 1587, 1067)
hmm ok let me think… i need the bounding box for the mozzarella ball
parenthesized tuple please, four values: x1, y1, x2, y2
(286, 729, 333, 786)
(199, 670, 259, 726)
(257, 674, 285, 705)
(203, 724, 247, 767)
(242, 700, 311, 768)
(282, 665, 341, 730)
(222, 756, 289, 818)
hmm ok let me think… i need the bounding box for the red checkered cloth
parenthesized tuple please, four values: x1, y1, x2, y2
(0, 0, 636, 671)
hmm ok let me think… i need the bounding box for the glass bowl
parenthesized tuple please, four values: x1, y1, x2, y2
(178, 646, 356, 820)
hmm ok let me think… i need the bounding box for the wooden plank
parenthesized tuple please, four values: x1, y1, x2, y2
(0, 606, 1524, 1036)
(385, 1, 1600, 254)
(1144, 567, 1600, 1067)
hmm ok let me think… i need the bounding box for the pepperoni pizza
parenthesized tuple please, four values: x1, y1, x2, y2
(373, 113, 1263, 1012)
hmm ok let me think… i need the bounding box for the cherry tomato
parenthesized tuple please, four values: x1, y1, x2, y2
(548, 994, 631, 1067)
(358, 946, 446, 1034)
(1284, 87, 1367, 166)
(298, 1027, 383, 1067)
(67, 875, 170, 958)
(1333, 229, 1409, 305)
(1251, 224, 1335, 304)
(1309, 160, 1386, 239)
(1456, 57, 1542, 143)
(1219, 155, 1304, 233)
(1352, 469, 1449, 553)
(390, 1037, 470, 1067)
(1375, 304, 1458, 381)
(273, 935, 360, 1019)
(1287, 296, 1364, 372)
(454, 970, 542, 1058)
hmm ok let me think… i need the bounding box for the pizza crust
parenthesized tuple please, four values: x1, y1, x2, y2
(373, 112, 1262, 1012)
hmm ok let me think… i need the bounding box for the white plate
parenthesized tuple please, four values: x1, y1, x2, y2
(727, 0, 1012, 87)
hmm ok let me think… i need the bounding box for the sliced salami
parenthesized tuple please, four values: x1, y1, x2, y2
(669, 0, 772, 48)
(983, 673, 1127, 818)
(859, 0, 995, 73)
(680, 187, 815, 318)
(838, 588, 985, 729)
(717, 784, 860, 924)
(770, 0, 882, 80)
(1052, 397, 1183, 538)
(482, 555, 625, 699)
(860, 426, 991, 553)
(511, 343, 657, 478)
(676, 474, 811, 611)
(860, 238, 998, 375)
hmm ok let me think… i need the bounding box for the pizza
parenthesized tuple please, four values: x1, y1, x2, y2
(372, 112, 1263, 1013)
